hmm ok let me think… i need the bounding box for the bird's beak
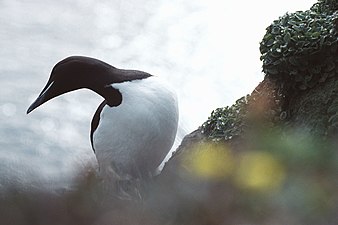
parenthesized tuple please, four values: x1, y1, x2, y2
(27, 81, 55, 114)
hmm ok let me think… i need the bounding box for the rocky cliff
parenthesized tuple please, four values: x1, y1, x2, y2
(157, 1, 338, 224)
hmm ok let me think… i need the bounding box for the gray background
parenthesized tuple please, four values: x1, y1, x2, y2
(0, 0, 312, 190)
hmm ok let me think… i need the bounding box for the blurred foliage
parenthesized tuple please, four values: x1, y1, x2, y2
(171, 131, 338, 225)
(181, 142, 235, 180)
(260, 0, 338, 90)
(1, 128, 337, 225)
(180, 142, 286, 192)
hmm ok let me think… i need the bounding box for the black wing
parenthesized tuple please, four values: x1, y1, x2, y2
(90, 100, 108, 152)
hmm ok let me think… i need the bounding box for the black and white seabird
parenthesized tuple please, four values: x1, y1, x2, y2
(27, 56, 179, 180)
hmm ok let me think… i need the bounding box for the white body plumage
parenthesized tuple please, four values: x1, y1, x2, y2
(93, 76, 179, 179)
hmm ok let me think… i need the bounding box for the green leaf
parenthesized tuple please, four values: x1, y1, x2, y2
(271, 26, 281, 34)
(311, 32, 321, 39)
(295, 13, 305, 21)
(292, 25, 303, 32)
(283, 32, 291, 43)
(266, 38, 275, 47)
(288, 20, 298, 26)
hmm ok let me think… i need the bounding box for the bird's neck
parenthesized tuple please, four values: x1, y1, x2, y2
(87, 67, 152, 107)
(96, 85, 122, 107)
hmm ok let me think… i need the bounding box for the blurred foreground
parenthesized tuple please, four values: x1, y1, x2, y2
(1, 127, 337, 225)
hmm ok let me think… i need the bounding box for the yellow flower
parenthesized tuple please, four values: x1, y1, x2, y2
(182, 142, 234, 180)
(234, 151, 285, 192)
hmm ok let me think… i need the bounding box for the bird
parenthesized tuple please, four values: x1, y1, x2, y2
(27, 56, 179, 183)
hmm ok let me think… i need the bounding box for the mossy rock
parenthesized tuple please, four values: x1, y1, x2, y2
(260, 0, 338, 90)
(201, 79, 284, 141)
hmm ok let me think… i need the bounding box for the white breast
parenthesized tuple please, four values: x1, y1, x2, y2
(92, 76, 179, 179)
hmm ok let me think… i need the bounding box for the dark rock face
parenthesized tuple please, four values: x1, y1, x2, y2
(158, 74, 338, 225)
(286, 78, 338, 136)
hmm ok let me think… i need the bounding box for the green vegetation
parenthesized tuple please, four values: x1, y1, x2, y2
(201, 96, 249, 141)
(260, 0, 338, 90)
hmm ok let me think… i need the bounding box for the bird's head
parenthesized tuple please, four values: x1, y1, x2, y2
(27, 56, 151, 114)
